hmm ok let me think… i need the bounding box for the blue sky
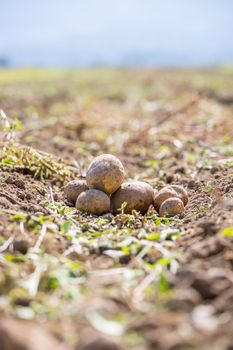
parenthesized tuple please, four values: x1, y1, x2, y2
(1, 0, 233, 66)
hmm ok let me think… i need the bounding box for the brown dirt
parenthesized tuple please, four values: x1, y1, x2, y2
(0, 68, 233, 350)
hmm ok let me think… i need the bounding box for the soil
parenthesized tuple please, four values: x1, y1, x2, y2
(0, 67, 233, 350)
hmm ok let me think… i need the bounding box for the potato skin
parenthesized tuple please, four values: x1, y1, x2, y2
(167, 185, 188, 206)
(154, 188, 178, 212)
(64, 180, 88, 205)
(159, 197, 184, 217)
(86, 154, 124, 195)
(111, 181, 154, 215)
(76, 189, 110, 215)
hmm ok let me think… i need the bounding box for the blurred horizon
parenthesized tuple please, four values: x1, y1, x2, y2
(1, 0, 233, 68)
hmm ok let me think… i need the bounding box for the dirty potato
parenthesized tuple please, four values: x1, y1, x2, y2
(168, 185, 188, 206)
(64, 180, 88, 205)
(76, 189, 110, 215)
(154, 187, 178, 212)
(86, 154, 124, 195)
(111, 181, 154, 215)
(159, 197, 184, 216)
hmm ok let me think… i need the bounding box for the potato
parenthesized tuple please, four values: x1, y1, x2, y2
(64, 180, 88, 205)
(159, 197, 184, 216)
(154, 187, 178, 212)
(76, 189, 110, 215)
(167, 185, 188, 206)
(86, 154, 124, 195)
(111, 181, 154, 215)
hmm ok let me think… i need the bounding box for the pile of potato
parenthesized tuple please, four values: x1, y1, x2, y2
(64, 154, 188, 216)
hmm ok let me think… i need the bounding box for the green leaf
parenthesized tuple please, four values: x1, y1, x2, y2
(40, 276, 60, 291)
(12, 213, 27, 220)
(61, 220, 71, 234)
(147, 233, 160, 241)
(156, 257, 171, 266)
(4, 253, 27, 263)
(220, 227, 233, 237)
(159, 273, 169, 293)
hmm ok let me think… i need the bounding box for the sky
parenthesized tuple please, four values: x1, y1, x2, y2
(0, 0, 233, 67)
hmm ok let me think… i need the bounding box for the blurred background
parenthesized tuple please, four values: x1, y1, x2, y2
(1, 0, 233, 68)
